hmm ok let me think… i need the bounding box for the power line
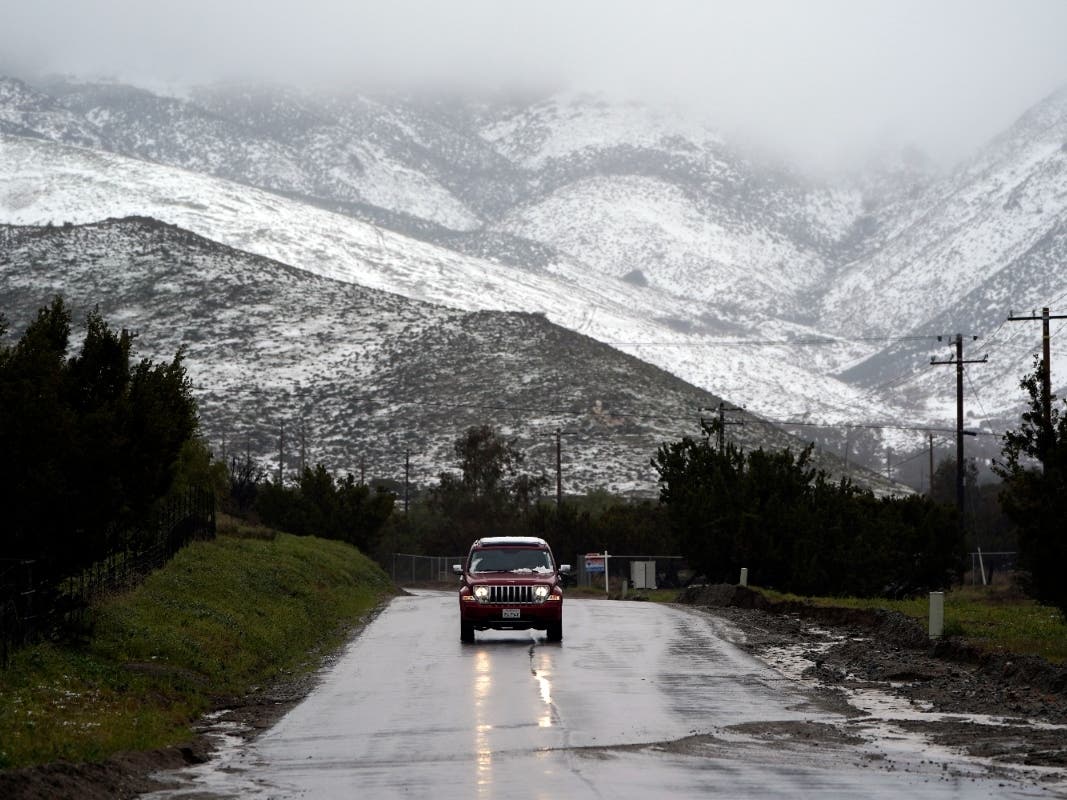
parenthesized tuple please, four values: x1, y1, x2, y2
(982, 316, 1009, 345)
(892, 446, 936, 470)
(418, 399, 683, 424)
(964, 365, 990, 421)
(421, 399, 585, 416)
(763, 413, 990, 438)
(605, 334, 943, 348)
(417, 400, 1003, 437)
(752, 417, 999, 436)
(852, 325, 999, 402)
(857, 365, 926, 400)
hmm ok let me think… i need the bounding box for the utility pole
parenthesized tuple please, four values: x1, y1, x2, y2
(928, 433, 935, 497)
(555, 429, 562, 508)
(404, 449, 410, 514)
(360, 455, 366, 487)
(278, 420, 285, 486)
(931, 334, 987, 515)
(1008, 307, 1066, 466)
(703, 402, 744, 452)
(542, 428, 577, 509)
(885, 447, 893, 481)
(843, 426, 852, 479)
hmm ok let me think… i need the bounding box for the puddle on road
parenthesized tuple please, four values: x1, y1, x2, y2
(759, 635, 1067, 791)
(528, 638, 558, 730)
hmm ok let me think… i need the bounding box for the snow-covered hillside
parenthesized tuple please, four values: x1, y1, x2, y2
(0, 218, 897, 495)
(822, 87, 1067, 341)
(495, 173, 832, 316)
(830, 87, 1067, 428)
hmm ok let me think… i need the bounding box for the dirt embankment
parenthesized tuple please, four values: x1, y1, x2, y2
(0, 744, 204, 800)
(678, 584, 1067, 771)
(0, 672, 326, 800)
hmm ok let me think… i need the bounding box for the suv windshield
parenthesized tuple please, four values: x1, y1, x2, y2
(470, 548, 553, 574)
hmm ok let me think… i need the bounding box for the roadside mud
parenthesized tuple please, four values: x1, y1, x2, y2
(678, 584, 1067, 781)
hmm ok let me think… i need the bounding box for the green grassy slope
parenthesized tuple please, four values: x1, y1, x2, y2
(0, 529, 395, 769)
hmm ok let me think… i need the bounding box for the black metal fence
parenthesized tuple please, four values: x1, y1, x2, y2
(0, 489, 215, 667)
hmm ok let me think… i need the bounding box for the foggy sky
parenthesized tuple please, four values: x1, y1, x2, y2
(3, 0, 1067, 170)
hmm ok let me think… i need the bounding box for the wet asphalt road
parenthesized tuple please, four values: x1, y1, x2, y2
(145, 590, 1055, 799)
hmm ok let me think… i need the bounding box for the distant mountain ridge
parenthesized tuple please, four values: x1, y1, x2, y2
(2, 74, 1067, 485)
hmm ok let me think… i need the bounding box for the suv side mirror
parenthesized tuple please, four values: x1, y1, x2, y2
(559, 564, 571, 574)
(452, 564, 463, 575)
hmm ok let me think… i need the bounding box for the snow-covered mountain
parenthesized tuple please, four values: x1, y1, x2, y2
(831, 87, 1067, 430)
(2, 75, 1066, 485)
(0, 218, 894, 495)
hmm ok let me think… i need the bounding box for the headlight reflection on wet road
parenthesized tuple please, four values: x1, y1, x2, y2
(473, 649, 493, 797)
(532, 652, 554, 729)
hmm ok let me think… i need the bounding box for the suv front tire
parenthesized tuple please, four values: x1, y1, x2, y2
(546, 620, 562, 642)
(460, 619, 475, 643)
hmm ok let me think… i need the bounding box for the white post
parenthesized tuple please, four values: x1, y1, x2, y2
(929, 591, 944, 639)
(977, 547, 988, 586)
(604, 550, 610, 597)
(739, 567, 748, 587)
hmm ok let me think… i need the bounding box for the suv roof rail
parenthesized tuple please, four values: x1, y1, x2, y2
(473, 536, 549, 548)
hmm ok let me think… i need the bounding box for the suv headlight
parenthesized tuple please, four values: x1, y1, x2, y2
(473, 586, 490, 601)
(533, 586, 550, 601)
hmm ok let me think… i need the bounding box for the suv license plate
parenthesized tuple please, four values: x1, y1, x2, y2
(502, 608, 521, 619)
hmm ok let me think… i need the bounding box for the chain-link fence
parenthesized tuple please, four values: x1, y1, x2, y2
(573, 554, 688, 590)
(969, 551, 1017, 585)
(390, 552, 691, 591)
(391, 553, 465, 585)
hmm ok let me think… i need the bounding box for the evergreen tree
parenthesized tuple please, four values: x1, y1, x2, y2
(0, 297, 199, 569)
(254, 464, 395, 552)
(653, 419, 961, 596)
(994, 358, 1067, 614)
(0, 298, 77, 564)
(651, 421, 752, 584)
(425, 425, 548, 552)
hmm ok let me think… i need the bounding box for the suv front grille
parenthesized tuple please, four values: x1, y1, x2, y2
(486, 584, 538, 604)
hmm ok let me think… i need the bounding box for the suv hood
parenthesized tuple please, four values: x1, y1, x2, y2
(467, 570, 558, 583)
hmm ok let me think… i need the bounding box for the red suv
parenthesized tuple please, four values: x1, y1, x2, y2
(454, 536, 570, 643)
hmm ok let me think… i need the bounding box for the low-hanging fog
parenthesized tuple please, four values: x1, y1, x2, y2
(3, 0, 1067, 171)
